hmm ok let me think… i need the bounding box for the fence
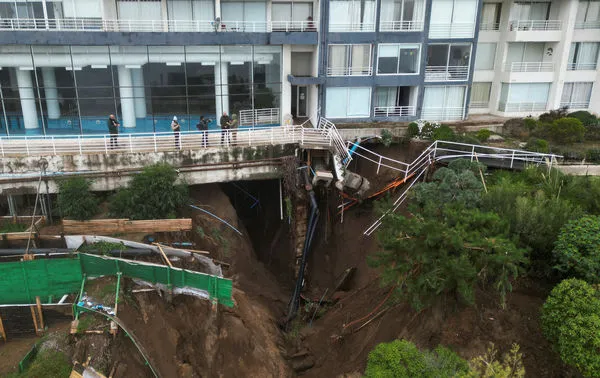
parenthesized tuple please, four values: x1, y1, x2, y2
(508, 20, 561, 31)
(428, 23, 475, 38)
(373, 106, 416, 118)
(505, 62, 554, 72)
(0, 253, 233, 307)
(424, 66, 469, 82)
(379, 20, 424, 32)
(62, 218, 192, 235)
(238, 108, 280, 127)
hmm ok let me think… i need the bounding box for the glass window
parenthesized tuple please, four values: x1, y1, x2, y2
(561, 82, 593, 108)
(422, 85, 466, 120)
(117, 0, 161, 20)
(498, 83, 550, 111)
(576, 1, 600, 28)
(470, 82, 492, 108)
(429, 0, 477, 38)
(329, 0, 376, 31)
(325, 87, 371, 118)
(377, 44, 420, 74)
(474, 43, 496, 70)
(328, 44, 372, 76)
(568, 42, 600, 70)
(480, 2, 502, 30)
(379, 0, 425, 31)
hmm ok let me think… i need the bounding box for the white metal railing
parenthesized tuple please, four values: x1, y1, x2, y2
(424, 66, 469, 82)
(428, 23, 475, 38)
(567, 62, 598, 71)
(374, 106, 416, 117)
(0, 18, 318, 32)
(327, 66, 373, 76)
(328, 23, 376, 32)
(498, 102, 547, 112)
(362, 139, 562, 235)
(317, 117, 352, 165)
(379, 20, 424, 32)
(420, 107, 465, 121)
(239, 108, 280, 127)
(0, 126, 341, 157)
(560, 101, 590, 109)
(575, 20, 600, 29)
(480, 22, 500, 31)
(469, 101, 489, 109)
(508, 20, 561, 31)
(505, 61, 554, 72)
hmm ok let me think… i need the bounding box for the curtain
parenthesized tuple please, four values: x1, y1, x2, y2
(576, 1, 589, 23)
(362, 0, 376, 28)
(430, 0, 452, 24)
(561, 83, 573, 104)
(579, 43, 600, 65)
(272, 3, 291, 21)
(193, 0, 214, 20)
(471, 82, 491, 103)
(221, 2, 244, 21)
(347, 87, 371, 117)
(412, 0, 425, 22)
(351, 45, 370, 74)
(530, 2, 549, 20)
(588, 2, 600, 22)
(292, 3, 311, 22)
(118, 1, 161, 20)
(329, 45, 348, 72)
(481, 3, 497, 25)
(523, 42, 544, 62)
(244, 2, 266, 23)
(474, 43, 496, 70)
(380, 0, 396, 23)
(444, 86, 465, 108)
(422, 87, 445, 108)
(375, 87, 396, 107)
(564, 82, 593, 103)
(329, 1, 352, 27)
(168, 1, 193, 21)
(66, 0, 102, 18)
(326, 88, 348, 118)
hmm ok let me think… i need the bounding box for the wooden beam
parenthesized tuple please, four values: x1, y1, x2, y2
(0, 313, 6, 342)
(35, 296, 44, 331)
(153, 243, 173, 268)
(155, 243, 210, 255)
(30, 305, 39, 335)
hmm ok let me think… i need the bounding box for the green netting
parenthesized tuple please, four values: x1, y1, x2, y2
(0, 254, 233, 307)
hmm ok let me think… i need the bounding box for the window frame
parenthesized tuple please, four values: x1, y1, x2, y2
(327, 44, 373, 76)
(376, 43, 421, 75)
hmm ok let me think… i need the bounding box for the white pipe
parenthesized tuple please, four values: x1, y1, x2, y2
(131, 68, 147, 119)
(58, 294, 69, 304)
(117, 66, 136, 128)
(41, 67, 61, 119)
(16, 69, 39, 130)
(215, 62, 229, 120)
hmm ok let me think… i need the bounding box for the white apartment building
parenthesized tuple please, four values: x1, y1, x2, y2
(471, 0, 600, 117)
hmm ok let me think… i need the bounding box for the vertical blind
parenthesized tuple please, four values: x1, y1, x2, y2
(561, 82, 593, 105)
(379, 0, 425, 24)
(474, 43, 497, 70)
(329, 0, 376, 29)
(326, 87, 371, 117)
(569, 42, 600, 69)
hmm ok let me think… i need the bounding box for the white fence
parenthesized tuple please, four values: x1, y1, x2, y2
(428, 23, 475, 38)
(575, 21, 600, 29)
(567, 62, 597, 71)
(480, 22, 500, 31)
(239, 108, 280, 127)
(379, 20, 424, 32)
(505, 61, 554, 72)
(328, 23, 376, 32)
(498, 102, 547, 112)
(0, 18, 317, 33)
(560, 101, 591, 109)
(420, 107, 465, 121)
(424, 66, 469, 82)
(317, 117, 352, 165)
(508, 20, 561, 31)
(373, 106, 416, 117)
(326, 66, 373, 76)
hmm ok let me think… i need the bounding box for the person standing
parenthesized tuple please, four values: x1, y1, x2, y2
(219, 112, 230, 145)
(196, 116, 210, 147)
(107, 114, 120, 150)
(171, 116, 181, 150)
(229, 114, 239, 144)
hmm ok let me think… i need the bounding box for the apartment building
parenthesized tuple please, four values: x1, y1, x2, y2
(471, 0, 600, 117)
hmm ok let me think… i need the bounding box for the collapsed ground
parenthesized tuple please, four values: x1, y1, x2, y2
(0, 140, 567, 377)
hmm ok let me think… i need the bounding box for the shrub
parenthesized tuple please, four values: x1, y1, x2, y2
(553, 215, 600, 283)
(539, 107, 569, 123)
(466, 343, 525, 378)
(558, 148, 585, 161)
(381, 129, 393, 147)
(475, 129, 492, 143)
(523, 117, 538, 131)
(568, 111, 598, 128)
(432, 125, 456, 141)
(57, 177, 99, 220)
(456, 134, 481, 145)
(503, 118, 530, 138)
(524, 137, 549, 153)
(586, 149, 600, 163)
(109, 163, 188, 220)
(407, 122, 420, 138)
(542, 117, 586, 144)
(541, 279, 600, 377)
(420, 121, 440, 139)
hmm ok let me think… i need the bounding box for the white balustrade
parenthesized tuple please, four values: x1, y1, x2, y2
(428, 23, 475, 38)
(498, 102, 547, 112)
(424, 66, 469, 82)
(326, 66, 373, 76)
(504, 61, 554, 72)
(379, 20, 424, 32)
(373, 106, 416, 117)
(508, 20, 561, 31)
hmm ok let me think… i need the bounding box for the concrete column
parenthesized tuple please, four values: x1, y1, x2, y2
(15, 69, 39, 130)
(215, 62, 229, 121)
(215, 0, 221, 19)
(281, 45, 292, 121)
(117, 66, 136, 128)
(41, 67, 61, 119)
(131, 68, 147, 119)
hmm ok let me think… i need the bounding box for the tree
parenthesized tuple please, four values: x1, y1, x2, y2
(553, 215, 600, 283)
(109, 163, 188, 220)
(57, 177, 99, 220)
(364, 340, 469, 378)
(464, 343, 525, 378)
(541, 279, 600, 377)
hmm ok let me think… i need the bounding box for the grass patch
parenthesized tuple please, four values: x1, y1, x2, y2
(5, 349, 72, 378)
(76, 314, 96, 333)
(78, 241, 125, 256)
(0, 222, 28, 233)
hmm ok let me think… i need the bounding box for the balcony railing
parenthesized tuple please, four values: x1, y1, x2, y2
(374, 106, 416, 117)
(575, 20, 600, 29)
(498, 102, 547, 112)
(0, 18, 318, 32)
(479, 22, 500, 31)
(508, 20, 561, 31)
(420, 107, 464, 121)
(559, 101, 590, 109)
(327, 66, 373, 76)
(428, 23, 475, 38)
(379, 20, 424, 32)
(239, 108, 280, 127)
(424, 66, 469, 82)
(567, 62, 598, 71)
(469, 101, 490, 109)
(504, 62, 554, 72)
(328, 23, 376, 32)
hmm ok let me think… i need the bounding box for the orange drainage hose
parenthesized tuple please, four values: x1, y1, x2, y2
(338, 172, 416, 214)
(342, 285, 397, 330)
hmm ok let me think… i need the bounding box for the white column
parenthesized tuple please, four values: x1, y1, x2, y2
(41, 67, 61, 119)
(281, 45, 292, 122)
(215, 0, 222, 18)
(16, 69, 39, 130)
(131, 68, 147, 119)
(215, 62, 230, 121)
(117, 66, 136, 128)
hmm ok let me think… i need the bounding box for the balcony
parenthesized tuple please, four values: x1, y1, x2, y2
(420, 107, 464, 121)
(379, 20, 424, 32)
(0, 18, 318, 33)
(504, 62, 554, 72)
(567, 62, 598, 71)
(508, 20, 561, 31)
(373, 106, 416, 117)
(560, 101, 590, 109)
(424, 66, 469, 82)
(498, 102, 547, 112)
(479, 23, 500, 31)
(428, 23, 475, 39)
(470, 101, 489, 109)
(505, 20, 562, 42)
(575, 20, 600, 29)
(327, 66, 373, 76)
(328, 23, 375, 32)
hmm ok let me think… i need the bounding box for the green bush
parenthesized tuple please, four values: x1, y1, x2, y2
(503, 118, 530, 138)
(381, 129, 393, 147)
(407, 122, 420, 138)
(109, 163, 188, 220)
(24, 349, 72, 378)
(523, 117, 538, 131)
(432, 125, 456, 141)
(553, 215, 600, 283)
(524, 137, 549, 153)
(475, 129, 492, 143)
(586, 149, 600, 163)
(364, 340, 469, 378)
(539, 107, 569, 123)
(420, 122, 439, 139)
(538, 117, 585, 144)
(558, 148, 585, 161)
(568, 111, 599, 128)
(57, 177, 99, 220)
(541, 279, 600, 377)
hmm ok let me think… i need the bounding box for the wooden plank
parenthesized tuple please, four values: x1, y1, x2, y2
(35, 296, 44, 331)
(30, 305, 39, 335)
(0, 313, 6, 342)
(62, 218, 192, 235)
(2, 232, 39, 241)
(153, 243, 173, 268)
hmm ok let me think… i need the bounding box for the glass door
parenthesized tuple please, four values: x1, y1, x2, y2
(297, 86, 307, 117)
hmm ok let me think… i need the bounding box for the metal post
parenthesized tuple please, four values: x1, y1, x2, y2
(77, 136, 82, 155)
(129, 134, 133, 153)
(510, 151, 515, 169)
(470, 145, 475, 162)
(279, 179, 283, 220)
(153, 134, 157, 152)
(377, 156, 382, 174)
(104, 136, 108, 154)
(51, 136, 56, 155)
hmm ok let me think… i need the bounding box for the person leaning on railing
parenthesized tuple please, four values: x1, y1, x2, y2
(108, 114, 120, 149)
(171, 116, 181, 150)
(220, 112, 231, 145)
(229, 114, 239, 144)
(196, 116, 211, 147)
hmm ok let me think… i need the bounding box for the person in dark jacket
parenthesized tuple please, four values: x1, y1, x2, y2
(196, 116, 210, 147)
(107, 114, 120, 149)
(219, 112, 230, 145)
(171, 116, 181, 150)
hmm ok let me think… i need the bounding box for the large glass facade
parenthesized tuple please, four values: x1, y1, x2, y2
(0, 45, 282, 135)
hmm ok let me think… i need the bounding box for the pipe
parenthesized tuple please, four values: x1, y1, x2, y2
(0, 248, 155, 256)
(189, 204, 242, 236)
